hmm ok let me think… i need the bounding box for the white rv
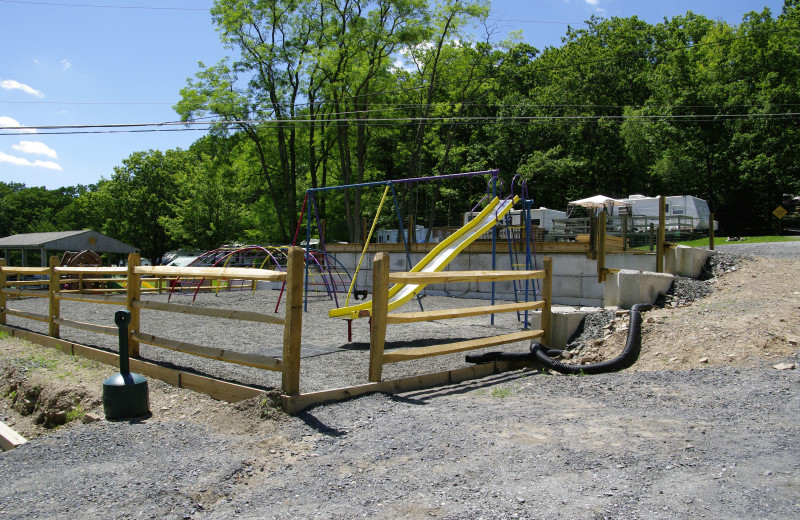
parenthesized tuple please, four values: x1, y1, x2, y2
(612, 194, 717, 230)
(463, 207, 566, 231)
(463, 207, 567, 241)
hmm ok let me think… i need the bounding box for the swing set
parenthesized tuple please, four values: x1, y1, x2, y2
(303, 170, 543, 330)
(302, 170, 498, 310)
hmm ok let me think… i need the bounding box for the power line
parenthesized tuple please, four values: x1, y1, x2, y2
(0, 100, 175, 106)
(0, 0, 207, 10)
(7, 98, 800, 111)
(493, 18, 585, 26)
(2, 111, 797, 136)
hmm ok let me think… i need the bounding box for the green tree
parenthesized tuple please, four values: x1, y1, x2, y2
(164, 138, 250, 250)
(102, 150, 183, 264)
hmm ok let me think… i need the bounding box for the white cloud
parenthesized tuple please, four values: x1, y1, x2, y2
(0, 151, 62, 170)
(0, 116, 37, 134)
(12, 140, 58, 159)
(0, 79, 44, 98)
(61, 59, 72, 70)
(584, 0, 605, 14)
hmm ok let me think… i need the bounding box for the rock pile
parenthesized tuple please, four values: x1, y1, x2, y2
(561, 251, 743, 362)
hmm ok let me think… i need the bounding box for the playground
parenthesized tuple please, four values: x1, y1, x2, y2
(0, 171, 569, 410)
(0, 169, 723, 412)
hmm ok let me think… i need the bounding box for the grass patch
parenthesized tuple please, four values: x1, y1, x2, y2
(21, 352, 59, 370)
(491, 387, 513, 398)
(65, 404, 86, 423)
(673, 235, 800, 247)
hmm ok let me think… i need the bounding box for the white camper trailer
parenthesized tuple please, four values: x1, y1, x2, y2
(612, 194, 717, 230)
(463, 207, 567, 240)
(463, 207, 566, 230)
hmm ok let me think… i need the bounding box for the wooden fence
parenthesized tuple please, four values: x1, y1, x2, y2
(0, 249, 555, 413)
(0, 248, 304, 395)
(367, 253, 552, 382)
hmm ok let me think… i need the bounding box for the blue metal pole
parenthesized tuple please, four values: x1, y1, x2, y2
(304, 193, 313, 312)
(391, 183, 423, 311)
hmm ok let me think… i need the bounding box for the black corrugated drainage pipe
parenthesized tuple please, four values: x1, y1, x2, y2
(465, 303, 653, 375)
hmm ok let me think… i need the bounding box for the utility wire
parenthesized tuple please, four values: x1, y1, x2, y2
(2, 111, 798, 136)
(0, 0, 208, 10)
(7, 99, 800, 111)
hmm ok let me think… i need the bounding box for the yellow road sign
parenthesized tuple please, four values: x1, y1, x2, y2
(773, 205, 787, 220)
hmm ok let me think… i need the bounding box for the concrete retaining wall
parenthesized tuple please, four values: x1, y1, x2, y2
(331, 249, 712, 307)
(328, 247, 714, 343)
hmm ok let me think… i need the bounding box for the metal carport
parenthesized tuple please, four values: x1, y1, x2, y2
(0, 230, 136, 267)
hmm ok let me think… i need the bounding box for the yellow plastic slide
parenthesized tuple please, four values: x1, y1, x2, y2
(329, 195, 518, 320)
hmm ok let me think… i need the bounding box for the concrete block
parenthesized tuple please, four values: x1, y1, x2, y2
(664, 247, 677, 274)
(580, 276, 605, 300)
(552, 275, 581, 298)
(389, 253, 407, 271)
(551, 254, 594, 276)
(255, 280, 281, 291)
(639, 271, 673, 303)
(474, 280, 511, 295)
(468, 254, 493, 271)
(549, 306, 589, 348)
(444, 280, 471, 293)
(605, 269, 673, 309)
(675, 245, 712, 278)
(447, 255, 471, 272)
(606, 254, 655, 272)
(493, 280, 516, 298)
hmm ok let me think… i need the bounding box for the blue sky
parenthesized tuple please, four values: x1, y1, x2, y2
(0, 0, 786, 190)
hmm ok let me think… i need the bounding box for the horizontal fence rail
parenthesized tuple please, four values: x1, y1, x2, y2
(368, 253, 553, 382)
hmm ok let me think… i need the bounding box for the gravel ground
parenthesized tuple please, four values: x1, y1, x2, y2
(704, 239, 800, 260)
(1, 241, 799, 519)
(2, 367, 798, 519)
(3, 290, 533, 393)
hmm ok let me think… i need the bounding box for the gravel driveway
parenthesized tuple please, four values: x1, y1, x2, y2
(1, 241, 799, 519)
(2, 367, 798, 519)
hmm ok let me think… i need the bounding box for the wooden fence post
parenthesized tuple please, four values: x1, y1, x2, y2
(709, 212, 715, 250)
(541, 257, 553, 347)
(369, 252, 390, 382)
(282, 246, 303, 395)
(126, 253, 141, 358)
(0, 259, 6, 326)
(48, 256, 60, 338)
(597, 212, 606, 283)
(657, 196, 666, 273)
(622, 215, 628, 251)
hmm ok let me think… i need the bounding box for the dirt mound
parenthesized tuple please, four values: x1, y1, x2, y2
(0, 341, 111, 438)
(563, 255, 800, 371)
